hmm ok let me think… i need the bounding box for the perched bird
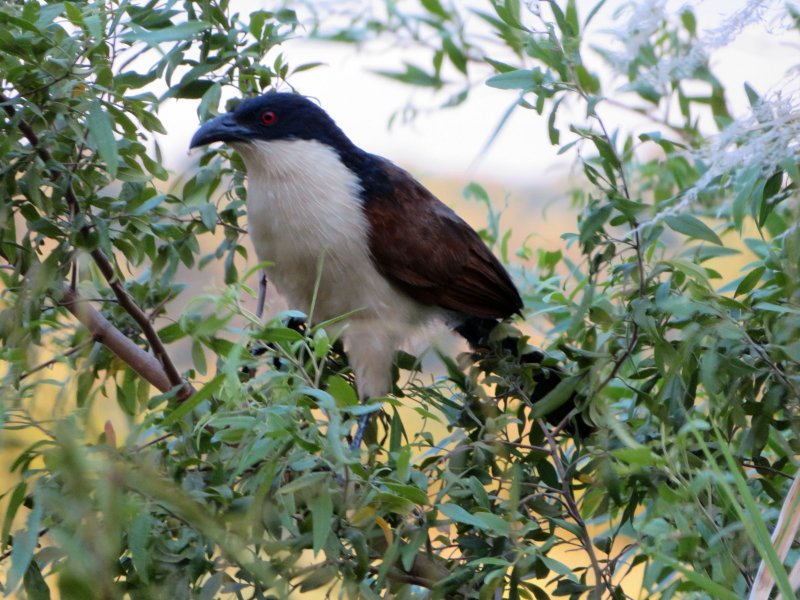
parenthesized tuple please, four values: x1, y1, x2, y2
(190, 92, 576, 445)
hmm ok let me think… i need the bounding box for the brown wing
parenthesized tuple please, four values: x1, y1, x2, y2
(364, 160, 522, 320)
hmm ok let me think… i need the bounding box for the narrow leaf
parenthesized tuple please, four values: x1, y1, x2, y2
(128, 514, 152, 583)
(486, 69, 534, 90)
(161, 373, 224, 426)
(6, 502, 43, 594)
(87, 100, 118, 177)
(734, 266, 765, 297)
(439, 503, 487, 528)
(664, 214, 723, 246)
(121, 21, 211, 45)
(531, 375, 580, 419)
(309, 485, 333, 556)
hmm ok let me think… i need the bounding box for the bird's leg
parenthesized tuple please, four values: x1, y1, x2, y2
(255, 269, 267, 319)
(345, 331, 395, 449)
(240, 271, 269, 380)
(350, 411, 371, 450)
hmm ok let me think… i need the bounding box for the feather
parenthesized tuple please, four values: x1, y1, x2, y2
(363, 159, 523, 321)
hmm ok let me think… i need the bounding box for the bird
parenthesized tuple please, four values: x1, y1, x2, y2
(189, 92, 581, 446)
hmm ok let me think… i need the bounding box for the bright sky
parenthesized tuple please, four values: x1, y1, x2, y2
(162, 0, 799, 187)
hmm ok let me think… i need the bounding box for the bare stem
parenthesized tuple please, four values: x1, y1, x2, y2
(540, 421, 612, 597)
(59, 286, 187, 395)
(19, 339, 94, 381)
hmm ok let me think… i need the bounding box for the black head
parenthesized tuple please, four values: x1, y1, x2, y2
(189, 92, 354, 152)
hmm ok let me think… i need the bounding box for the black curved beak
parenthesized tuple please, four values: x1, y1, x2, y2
(189, 113, 250, 149)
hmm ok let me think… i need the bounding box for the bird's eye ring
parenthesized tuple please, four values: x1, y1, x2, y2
(261, 111, 277, 125)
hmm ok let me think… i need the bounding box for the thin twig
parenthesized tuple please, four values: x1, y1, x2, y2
(595, 328, 640, 395)
(256, 269, 267, 319)
(19, 339, 94, 381)
(132, 433, 173, 452)
(540, 421, 612, 597)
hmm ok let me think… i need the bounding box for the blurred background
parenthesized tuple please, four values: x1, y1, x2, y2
(2, 0, 799, 596)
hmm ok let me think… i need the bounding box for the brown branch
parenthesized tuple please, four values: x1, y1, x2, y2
(1, 89, 189, 398)
(595, 326, 640, 396)
(365, 530, 451, 591)
(540, 421, 612, 597)
(59, 286, 182, 394)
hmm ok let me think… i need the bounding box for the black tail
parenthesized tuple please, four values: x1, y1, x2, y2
(454, 316, 590, 437)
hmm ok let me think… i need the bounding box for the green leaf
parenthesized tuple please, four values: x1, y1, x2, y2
(734, 266, 765, 297)
(709, 429, 795, 600)
(442, 36, 467, 74)
(2, 482, 27, 551)
(753, 302, 800, 316)
(651, 552, 739, 600)
(681, 9, 697, 35)
(579, 205, 612, 246)
(438, 504, 510, 535)
(299, 566, 337, 592)
(326, 375, 358, 407)
(2, 13, 42, 34)
(6, 502, 43, 594)
(531, 375, 580, 420)
(383, 482, 429, 506)
(309, 484, 332, 556)
(374, 63, 442, 88)
(584, 0, 607, 28)
(253, 327, 304, 343)
(191, 340, 207, 375)
(779, 158, 800, 187)
(612, 447, 661, 467)
(439, 503, 487, 529)
(471, 511, 511, 536)
(87, 100, 118, 177)
(395, 446, 411, 482)
(161, 373, 224, 426)
(664, 214, 722, 246)
(277, 472, 330, 495)
(23, 561, 50, 600)
(486, 69, 534, 90)
(575, 65, 599, 94)
(420, 0, 449, 20)
(732, 165, 760, 231)
(128, 514, 152, 583)
(121, 20, 211, 45)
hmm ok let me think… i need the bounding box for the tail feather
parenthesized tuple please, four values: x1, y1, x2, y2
(453, 316, 590, 437)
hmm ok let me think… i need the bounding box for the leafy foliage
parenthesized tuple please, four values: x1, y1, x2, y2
(1, 0, 800, 599)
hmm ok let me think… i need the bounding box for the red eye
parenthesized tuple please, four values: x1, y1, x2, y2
(261, 111, 277, 125)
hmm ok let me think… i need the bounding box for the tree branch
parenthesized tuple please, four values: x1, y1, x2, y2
(1, 89, 189, 397)
(540, 421, 612, 597)
(59, 286, 190, 395)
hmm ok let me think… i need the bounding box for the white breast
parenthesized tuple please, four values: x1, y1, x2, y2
(233, 138, 435, 397)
